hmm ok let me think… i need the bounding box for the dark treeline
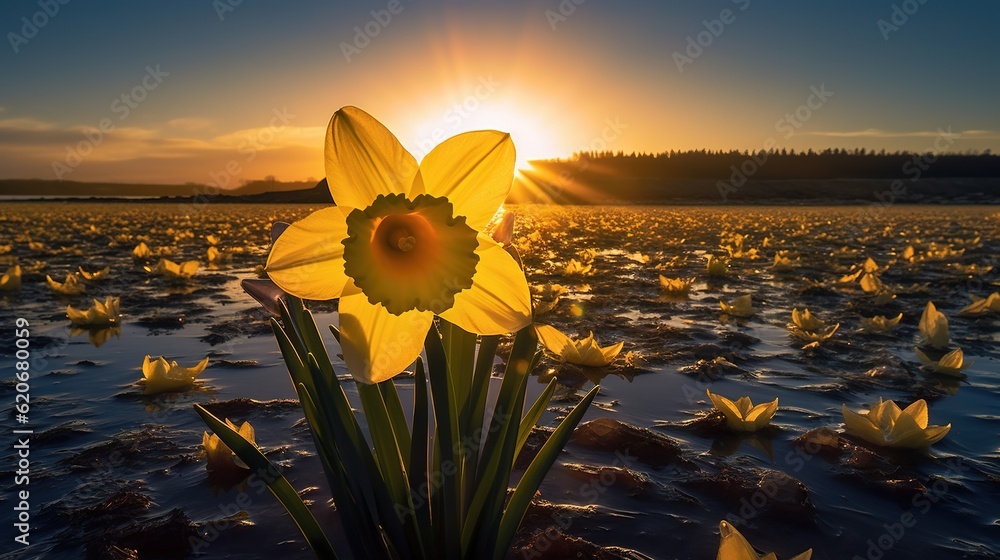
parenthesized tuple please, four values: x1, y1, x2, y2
(543, 148, 1000, 180)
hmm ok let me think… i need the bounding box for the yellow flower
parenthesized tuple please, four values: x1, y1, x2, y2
(915, 347, 971, 377)
(563, 258, 593, 275)
(720, 294, 754, 317)
(706, 390, 778, 432)
(206, 234, 221, 246)
(203, 419, 255, 472)
(47, 273, 85, 295)
(860, 313, 903, 333)
(716, 520, 812, 560)
(0, 265, 21, 291)
(771, 253, 799, 272)
(658, 275, 694, 295)
(207, 246, 227, 266)
(788, 308, 839, 343)
(534, 324, 623, 367)
(132, 242, 152, 259)
(264, 107, 531, 383)
(142, 355, 210, 394)
(841, 397, 950, 448)
(67, 296, 120, 326)
(958, 292, 1000, 317)
(78, 266, 111, 281)
(918, 301, 949, 349)
(859, 272, 886, 294)
(488, 210, 515, 246)
(146, 258, 200, 279)
(707, 254, 729, 277)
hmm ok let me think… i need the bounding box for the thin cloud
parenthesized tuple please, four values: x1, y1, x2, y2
(803, 128, 995, 139)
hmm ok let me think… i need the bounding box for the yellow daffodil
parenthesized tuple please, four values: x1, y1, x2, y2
(0, 265, 21, 291)
(658, 275, 694, 295)
(838, 270, 862, 284)
(47, 273, 85, 295)
(707, 254, 729, 277)
(146, 258, 200, 279)
(918, 301, 949, 349)
(716, 520, 812, 560)
(564, 258, 593, 275)
(859, 272, 886, 294)
(207, 246, 224, 264)
(206, 234, 221, 246)
(772, 253, 799, 272)
(203, 419, 255, 472)
(860, 313, 903, 333)
(790, 308, 825, 332)
(535, 324, 623, 367)
(841, 397, 950, 448)
(133, 242, 152, 259)
(706, 390, 778, 432)
(720, 294, 754, 317)
(915, 347, 971, 377)
(142, 355, 210, 394)
(78, 266, 110, 281)
(788, 308, 839, 343)
(958, 292, 1000, 317)
(66, 296, 120, 326)
(534, 283, 568, 300)
(625, 251, 650, 264)
(264, 107, 531, 383)
(901, 245, 916, 262)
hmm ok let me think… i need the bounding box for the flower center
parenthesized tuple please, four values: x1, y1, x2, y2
(343, 193, 480, 316)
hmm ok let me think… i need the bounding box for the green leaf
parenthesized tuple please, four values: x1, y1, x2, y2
(379, 378, 411, 467)
(516, 378, 557, 459)
(493, 384, 600, 560)
(194, 404, 338, 559)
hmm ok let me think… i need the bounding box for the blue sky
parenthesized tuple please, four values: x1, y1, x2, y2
(1, 0, 997, 183)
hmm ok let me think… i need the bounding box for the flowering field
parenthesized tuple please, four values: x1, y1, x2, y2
(1, 202, 998, 559)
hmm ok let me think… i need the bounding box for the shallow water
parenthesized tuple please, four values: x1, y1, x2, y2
(1, 203, 998, 559)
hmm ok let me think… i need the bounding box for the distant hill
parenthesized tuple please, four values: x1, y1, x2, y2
(0, 178, 317, 198)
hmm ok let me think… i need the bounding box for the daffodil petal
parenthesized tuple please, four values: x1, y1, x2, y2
(600, 341, 625, 364)
(266, 207, 360, 300)
(745, 398, 779, 428)
(439, 236, 531, 335)
(902, 399, 929, 430)
(535, 324, 573, 358)
(717, 520, 759, 560)
(337, 294, 432, 383)
(416, 130, 515, 231)
(707, 391, 745, 430)
(842, 404, 884, 446)
(325, 106, 419, 211)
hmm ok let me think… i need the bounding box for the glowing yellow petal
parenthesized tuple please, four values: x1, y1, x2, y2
(902, 399, 929, 429)
(707, 390, 747, 431)
(599, 341, 625, 364)
(416, 130, 515, 231)
(440, 236, 531, 335)
(716, 520, 759, 560)
(886, 410, 932, 448)
(745, 398, 779, 429)
(325, 106, 419, 211)
(535, 324, 577, 362)
(842, 404, 884, 445)
(337, 294, 432, 383)
(733, 396, 754, 417)
(266, 207, 358, 301)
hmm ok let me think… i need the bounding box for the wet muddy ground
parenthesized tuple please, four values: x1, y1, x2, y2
(1, 202, 998, 559)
